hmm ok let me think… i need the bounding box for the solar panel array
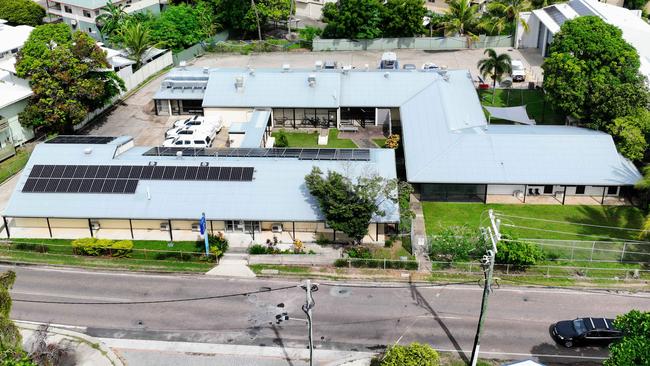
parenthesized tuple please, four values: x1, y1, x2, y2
(142, 147, 371, 161)
(45, 136, 117, 144)
(22, 164, 255, 194)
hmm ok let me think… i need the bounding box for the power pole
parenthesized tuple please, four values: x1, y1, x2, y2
(470, 209, 500, 366)
(301, 279, 318, 366)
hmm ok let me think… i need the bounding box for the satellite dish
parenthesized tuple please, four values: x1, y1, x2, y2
(500, 78, 513, 88)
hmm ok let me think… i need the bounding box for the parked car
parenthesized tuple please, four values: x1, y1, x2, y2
(511, 59, 526, 82)
(323, 60, 338, 69)
(165, 120, 221, 139)
(403, 64, 417, 70)
(162, 134, 214, 148)
(379, 52, 399, 70)
(422, 63, 439, 70)
(551, 317, 623, 348)
(172, 115, 203, 128)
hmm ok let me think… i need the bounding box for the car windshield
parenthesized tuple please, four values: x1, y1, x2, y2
(573, 319, 587, 335)
(512, 63, 524, 71)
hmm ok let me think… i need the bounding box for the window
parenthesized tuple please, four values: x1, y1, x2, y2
(174, 140, 183, 145)
(575, 185, 586, 195)
(95, 10, 100, 15)
(194, 140, 205, 145)
(64, 5, 72, 13)
(83, 10, 91, 17)
(607, 186, 618, 195)
(89, 28, 93, 33)
(543, 185, 553, 194)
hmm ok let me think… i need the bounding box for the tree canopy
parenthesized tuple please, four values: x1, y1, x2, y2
(542, 16, 649, 130)
(322, 0, 384, 39)
(149, 2, 215, 51)
(381, 0, 427, 38)
(604, 310, 650, 366)
(305, 167, 399, 244)
(608, 109, 650, 162)
(0, 0, 45, 27)
(212, 0, 290, 37)
(15, 24, 125, 134)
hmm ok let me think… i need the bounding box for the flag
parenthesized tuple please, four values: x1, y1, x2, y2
(199, 213, 206, 235)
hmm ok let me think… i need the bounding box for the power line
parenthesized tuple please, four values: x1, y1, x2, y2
(12, 285, 296, 306)
(494, 213, 645, 232)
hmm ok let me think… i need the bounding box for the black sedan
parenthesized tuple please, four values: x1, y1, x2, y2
(551, 317, 623, 348)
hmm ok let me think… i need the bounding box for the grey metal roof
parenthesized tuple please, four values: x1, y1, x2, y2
(400, 72, 641, 185)
(239, 110, 271, 148)
(3, 139, 399, 222)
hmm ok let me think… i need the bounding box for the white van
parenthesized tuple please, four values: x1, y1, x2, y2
(162, 134, 214, 148)
(165, 121, 222, 139)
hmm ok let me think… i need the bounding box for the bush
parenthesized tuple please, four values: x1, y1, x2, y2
(345, 246, 372, 259)
(275, 130, 289, 147)
(316, 234, 330, 245)
(428, 226, 487, 262)
(298, 26, 322, 49)
(334, 258, 418, 270)
(385, 134, 400, 149)
(71, 238, 133, 257)
(0, 0, 45, 27)
(373, 343, 439, 366)
(384, 239, 393, 248)
(14, 242, 48, 253)
(249, 244, 269, 255)
(495, 235, 545, 269)
(208, 232, 228, 257)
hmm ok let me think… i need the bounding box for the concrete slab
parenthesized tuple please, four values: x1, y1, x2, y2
(206, 253, 256, 277)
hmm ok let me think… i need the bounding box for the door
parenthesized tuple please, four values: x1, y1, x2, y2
(170, 100, 180, 115)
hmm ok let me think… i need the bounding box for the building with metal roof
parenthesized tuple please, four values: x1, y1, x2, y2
(2, 136, 397, 243)
(517, 0, 650, 83)
(153, 66, 641, 204)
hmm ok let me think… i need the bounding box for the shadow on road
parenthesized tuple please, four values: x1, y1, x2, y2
(271, 324, 295, 366)
(530, 341, 607, 366)
(409, 282, 469, 364)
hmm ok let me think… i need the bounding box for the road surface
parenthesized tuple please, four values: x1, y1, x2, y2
(5, 264, 649, 364)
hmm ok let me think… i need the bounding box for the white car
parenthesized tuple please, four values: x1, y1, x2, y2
(162, 134, 214, 148)
(422, 63, 439, 70)
(166, 120, 222, 139)
(511, 59, 526, 82)
(172, 115, 203, 128)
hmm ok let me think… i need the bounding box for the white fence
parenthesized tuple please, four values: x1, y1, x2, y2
(312, 35, 513, 52)
(248, 254, 335, 266)
(74, 51, 173, 131)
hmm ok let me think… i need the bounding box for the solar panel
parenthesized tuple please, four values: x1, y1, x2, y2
(124, 179, 138, 193)
(241, 167, 254, 181)
(22, 178, 37, 192)
(55, 179, 71, 192)
(207, 167, 220, 180)
(90, 179, 105, 192)
(218, 167, 231, 180)
(186, 166, 200, 180)
(129, 165, 143, 179)
(73, 165, 88, 178)
(45, 179, 59, 193)
(46, 136, 116, 144)
(230, 167, 243, 181)
(39, 165, 54, 178)
(96, 166, 109, 178)
(140, 165, 154, 179)
(30, 165, 44, 178)
(113, 179, 127, 193)
(118, 166, 132, 179)
(34, 178, 48, 192)
(107, 165, 121, 178)
(67, 179, 82, 193)
(174, 166, 188, 180)
(151, 166, 165, 179)
(162, 166, 176, 180)
(52, 165, 65, 178)
(62, 166, 77, 178)
(101, 179, 117, 193)
(78, 179, 93, 193)
(84, 165, 99, 178)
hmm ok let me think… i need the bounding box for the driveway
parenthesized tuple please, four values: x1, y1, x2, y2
(83, 48, 545, 146)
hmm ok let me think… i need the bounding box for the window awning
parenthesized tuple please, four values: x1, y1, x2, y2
(484, 106, 536, 125)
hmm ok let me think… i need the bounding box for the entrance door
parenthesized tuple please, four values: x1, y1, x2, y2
(170, 100, 180, 115)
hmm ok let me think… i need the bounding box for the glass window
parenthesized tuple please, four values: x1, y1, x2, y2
(64, 5, 72, 13)
(174, 140, 183, 145)
(607, 186, 618, 195)
(294, 109, 305, 126)
(572, 319, 587, 335)
(543, 185, 553, 194)
(575, 185, 586, 195)
(83, 10, 91, 17)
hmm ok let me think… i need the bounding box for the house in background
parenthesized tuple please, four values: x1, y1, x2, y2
(44, 0, 162, 41)
(516, 0, 650, 83)
(295, 0, 336, 20)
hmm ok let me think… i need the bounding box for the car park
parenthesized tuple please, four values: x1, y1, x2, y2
(551, 317, 623, 348)
(511, 59, 526, 82)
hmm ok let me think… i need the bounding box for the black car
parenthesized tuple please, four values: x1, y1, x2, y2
(551, 317, 623, 348)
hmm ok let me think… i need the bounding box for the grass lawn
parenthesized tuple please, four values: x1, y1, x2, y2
(2, 238, 215, 272)
(272, 129, 357, 148)
(0, 149, 30, 184)
(423, 202, 645, 241)
(478, 89, 565, 125)
(372, 138, 387, 148)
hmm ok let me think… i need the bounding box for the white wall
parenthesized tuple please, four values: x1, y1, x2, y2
(204, 108, 253, 127)
(228, 133, 245, 148)
(517, 12, 540, 49)
(487, 184, 525, 195)
(488, 185, 620, 197)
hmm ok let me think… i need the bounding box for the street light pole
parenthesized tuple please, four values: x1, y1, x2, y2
(301, 279, 317, 366)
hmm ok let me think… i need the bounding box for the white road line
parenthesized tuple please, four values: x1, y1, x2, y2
(10, 290, 132, 302)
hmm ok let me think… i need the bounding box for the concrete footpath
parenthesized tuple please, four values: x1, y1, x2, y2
(102, 338, 375, 366)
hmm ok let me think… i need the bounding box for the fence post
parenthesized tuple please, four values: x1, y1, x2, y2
(571, 241, 575, 261)
(621, 242, 627, 262)
(180, 251, 184, 261)
(143, 248, 147, 259)
(546, 265, 550, 277)
(383, 258, 386, 270)
(348, 259, 351, 268)
(590, 241, 596, 261)
(506, 264, 510, 275)
(469, 263, 472, 274)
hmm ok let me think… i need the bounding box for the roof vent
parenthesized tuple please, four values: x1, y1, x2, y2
(235, 75, 245, 92)
(84, 148, 93, 155)
(314, 60, 323, 70)
(384, 72, 390, 78)
(364, 64, 369, 71)
(308, 74, 316, 87)
(282, 64, 291, 72)
(249, 68, 255, 76)
(176, 151, 183, 158)
(179, 61, 187, 69)
(203, 67, 209, 74)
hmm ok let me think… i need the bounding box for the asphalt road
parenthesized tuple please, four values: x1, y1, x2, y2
(5, 264, 649, 364)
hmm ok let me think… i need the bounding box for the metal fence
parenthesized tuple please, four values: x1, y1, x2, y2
(312, 35, 513, 52)
(172, 30, 230, 66)
(518, 238, 650, 263)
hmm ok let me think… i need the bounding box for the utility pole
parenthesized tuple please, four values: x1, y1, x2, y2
(470, 209, 500, 366)
(301, 279, 318, 366)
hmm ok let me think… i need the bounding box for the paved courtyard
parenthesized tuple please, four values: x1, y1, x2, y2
(84, 48, 545, 146)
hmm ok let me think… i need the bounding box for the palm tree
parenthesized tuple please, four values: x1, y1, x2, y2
(487, 0, 531, 35)
(478, 13, 508, 36)
(96, 0, 128, 41)
(442, 0, 480, 47)
(477, 48, 512, 103)
(118, 21, 154, 70)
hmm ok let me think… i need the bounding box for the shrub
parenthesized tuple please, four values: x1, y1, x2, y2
(495, 235, 545, 269)
(275, 130, 289, 147)
(345, 246, 372, 259)
(401, 236, 412, 255)
(374, 343, 439, 366)
(334, 258, 348, 267)
(298, 26, 322, 49)
(384, 239, 393, 248)
(385, 134, 400, 149)
(316, 234, 330, 245)
(249, 244, 269, 255)
(428, 226, 487, 262)
(208, 232, 228, 257)
(293, 239, 304, 254)
(71, 238, 133, 257)
(14, 242, 48, 253)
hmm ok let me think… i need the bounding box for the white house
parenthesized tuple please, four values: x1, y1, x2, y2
(516, 0, 650, 83)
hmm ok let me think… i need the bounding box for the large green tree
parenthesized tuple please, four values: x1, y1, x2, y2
(381, 0, 427, 37)
(542, 16, 649, 129)
(149, 3, 215, 51)
(322, 0, 384, 39)
(0, 0, 45, 27)
(441, 0, 480, 36)
(608, 109, 650, 162)
(486, 0, 531, 34)
(96, 0, 128, 41)
(15, 24, 125, 134)
(604, 310, 650, 366)
(305, 167, 398, 244)
(118, 21, 156, 70)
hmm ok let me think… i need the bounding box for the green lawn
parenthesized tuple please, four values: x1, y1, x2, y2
(372, 138, 387, 148)
(0, 149, 30, 184)
(2, 238, 215, 272)
(478, 89, 565, 125)
(272, 129, 357, 148)
(423, 202, 645, 241)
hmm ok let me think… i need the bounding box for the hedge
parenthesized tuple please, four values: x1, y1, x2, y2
(71, 238, 133, 258)
(334, 258, 419, 270)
